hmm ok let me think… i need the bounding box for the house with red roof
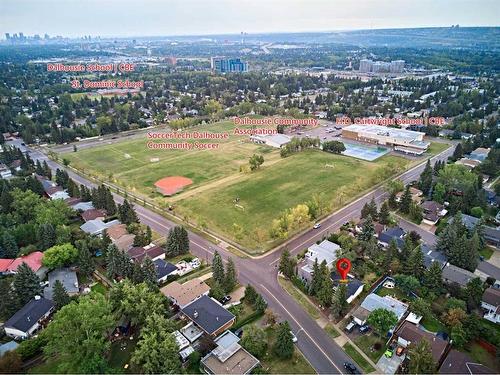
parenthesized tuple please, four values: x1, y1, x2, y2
(1, 252, 47, 279)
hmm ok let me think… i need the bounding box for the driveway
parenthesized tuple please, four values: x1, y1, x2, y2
(377, 352, 405, 374)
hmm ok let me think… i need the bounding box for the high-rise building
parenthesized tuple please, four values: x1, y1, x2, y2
(211, 57, 248, 73)
(359, 59, 373, 73)
(390, 60, 405, 73)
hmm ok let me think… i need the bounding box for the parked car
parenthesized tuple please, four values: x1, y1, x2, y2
(396, 347, 404, 356)
(345, 321, 356, 333)
(221, 295, 232, 304)
(313, 223, 321, 229)
(359, 325, 370, 334)
(290, 331, 298, 343)
(344, 362, 358, 374)
(384, 348, 394, 358)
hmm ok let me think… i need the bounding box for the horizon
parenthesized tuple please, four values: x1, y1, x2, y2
(1, 0, 499, 39)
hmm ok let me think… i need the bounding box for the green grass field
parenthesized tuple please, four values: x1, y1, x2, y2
(62, 120, 448, 253)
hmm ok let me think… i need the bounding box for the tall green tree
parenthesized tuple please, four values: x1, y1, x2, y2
(43, 294, 115, 373)
(399, 185, 412, 214)
(331, 284, 348, 318)
(359, 214, 375, 242)
(211, 251, 225, 285)
(52, 280, 70, 310)
(407, 340, 436, 374)
(2, 232, 19, 259)
(418, 160, 433, 195)
(77, 244, 95, 279)
(38, 223, 56, 251)
(13, 263, 42, 308)
(131, 313, 180, 374)
(309, 259, 322, 296)
(367, 308, 398, 337)
(273, 321, 294, 359)
(241, 325, 268, 359)
(223, 258, 237, 293)
(378, 201, 390, 225)
(279, 249, 296, 279)
(165, 226, 189, 257)
(424, 261, 443, 293)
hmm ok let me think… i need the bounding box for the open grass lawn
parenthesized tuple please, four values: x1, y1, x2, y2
(353, 333, 387, 362)
(464, 341, 500, 372)
(90, 282, 108, 295)
(375, 286, 411, 303)
(325, 323, 341, 339)
(420, 314, 447, 333)
(61, 120, 432, 253)
(427, 141, 451, 156)
(108, 337, 138, 372)
(343, 342, 376, 373)
(178, 150, 410, 252)
(278, 277, 321, 320)
(259, 327, 315, 374)
(479, 246, 494, 260)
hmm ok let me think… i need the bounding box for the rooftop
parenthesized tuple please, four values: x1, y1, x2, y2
(442, 263, 476, 287)
(360, 293, 408, 320)
(343, 124, 425, 142)
(439, 349, 495, 374)
(6, 252, 44, 273)
(154, 259, 177, 280)
(181, 295, 235, 335)
(482, 287, 500, 307)
(396, 321, 448, 363)
(305, 239, 340, 265)
(161, 278, 210, 308)
(44, 268, 79, 300)
(4, 297, 54, 333)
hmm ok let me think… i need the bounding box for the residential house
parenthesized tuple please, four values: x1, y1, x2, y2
(4, 296, 54, 339)
(456, 214, 500, 248)
(455, 158, 481, 170)
(330, 272, 364, 304)
(44, 268, 79, 300)
(71, 201, 94, 211)
(81, 208, 106, 222)
(352, 293, 408, 326)
(439, 349, 495, 374)
(126, 244, 164, 263)
(378, 227, 406, 249)
(468, 147, 490, 162)
(154, 259, 177, 283)
(1, 251, 47, 279)
(442, 263, 477, 287)
(481, 287, 500, 324)
(161, 278, 210, 309)
(0, 163, 12, 179)
(107, 223, 136, 251)
(395, 321, 450, 367)
(421, 201, 448, 226)
(80, 219, 120, 235)
(181, 295, 236, 337)
(299, 240, 340, 282)
(419, 244, 447, 269)
(201, 330, 260, 374)
(395, 187, 423, 204)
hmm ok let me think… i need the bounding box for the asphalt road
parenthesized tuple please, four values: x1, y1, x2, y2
(10, 138, 456, 374)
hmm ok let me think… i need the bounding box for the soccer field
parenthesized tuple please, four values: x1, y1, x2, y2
(175, 150, 410, 252)
(61, 121, 435, 253)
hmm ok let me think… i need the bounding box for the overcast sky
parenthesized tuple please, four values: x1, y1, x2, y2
(1, 0, 498, 38)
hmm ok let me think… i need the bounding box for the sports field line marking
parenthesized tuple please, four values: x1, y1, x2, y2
(259, 283, 344, 374)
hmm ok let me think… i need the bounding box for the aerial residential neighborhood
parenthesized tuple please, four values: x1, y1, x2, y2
(0, 1, 499, 374)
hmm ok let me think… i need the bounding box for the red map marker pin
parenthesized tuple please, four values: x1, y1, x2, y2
(336, 258, 351, 283)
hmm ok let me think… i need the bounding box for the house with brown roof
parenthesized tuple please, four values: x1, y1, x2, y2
(126, 244, 164, 263)
(439, 349, 495, 374)
(161, 278, 210, 308)
(106, 224, 129, 241)
(81, 209, 106, 222)
(421, 200, 448, 226)
(395, 322, 450, 366)
(481, 287, 500, 324)
(396, 187, 423, 204)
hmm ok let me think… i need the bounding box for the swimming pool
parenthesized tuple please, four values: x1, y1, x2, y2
(341, 142, 390, 161)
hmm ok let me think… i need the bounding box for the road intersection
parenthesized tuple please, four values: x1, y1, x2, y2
(12, 138, 454, 374)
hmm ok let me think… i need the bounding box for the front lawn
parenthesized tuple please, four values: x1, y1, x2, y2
(259, 327, 315, 374)
(343, 342, 376, 373)
(278, 277, 321, 320)
(353, 333, 387, 362)
(479, 246, 494, 260)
